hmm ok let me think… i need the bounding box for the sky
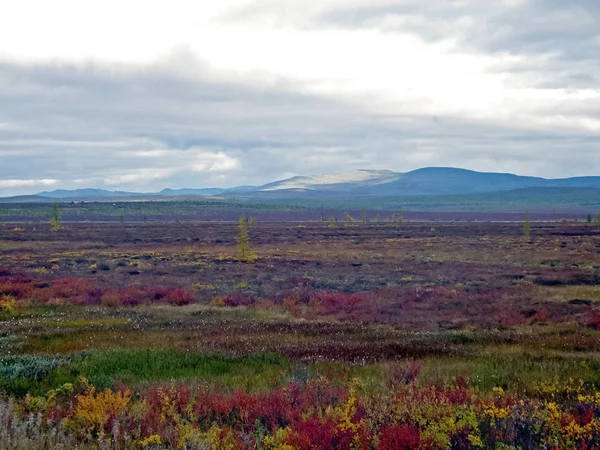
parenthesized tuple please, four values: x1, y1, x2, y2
(0, 0, 599, 196)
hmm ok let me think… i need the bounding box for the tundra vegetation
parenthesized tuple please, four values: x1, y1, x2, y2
(1, 214, 600, 449)
(49, 203, 61, 232)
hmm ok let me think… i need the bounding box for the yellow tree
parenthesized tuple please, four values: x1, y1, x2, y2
(50, 203, 61, 232)
(236, 217, 257, 263)
(523, 212, 531, 241)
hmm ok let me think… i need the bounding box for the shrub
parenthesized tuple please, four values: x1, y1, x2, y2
(283, 295, 301, 317)
(378, 425, 421, 450)
(100, 287, 194, 308)
(212, 293, 256, 307)
(119, 286, 150, 306)
(74, 385, 131, 435)
(100, 291, 122, 308)
(588, 311, 600, 330)
(0, 295, 16, 312)
(164, 289, 194, 306)
(0, 282, 31, 300)
(286, 417, 355, 450)
(49, 278, 96, 305)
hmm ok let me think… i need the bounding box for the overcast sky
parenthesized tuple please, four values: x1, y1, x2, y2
(1, 0, 599, 195)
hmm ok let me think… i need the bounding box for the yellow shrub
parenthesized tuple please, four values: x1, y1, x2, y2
(177, 423, 206, 450)
(139, 434, 162, 448)
(205, 424, 236, 450)
(263, 427, 294, 450)
(75, 386, 131, 432)
(211, 296, 226, 307)
(0, 295, 16, 312)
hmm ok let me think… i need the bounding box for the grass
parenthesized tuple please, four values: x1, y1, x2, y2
(79, 349, 289, 389)
(41, 317, 129, 328)
(1, 349, 290, 396)
(419, 353, 600, 393)
(3, 220, 600, 447)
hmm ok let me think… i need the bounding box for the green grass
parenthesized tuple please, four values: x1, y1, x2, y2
(0, 349, 290, 396)
(0, 304, 80, 321)
(78, 349, 289, 390)
(41, 318, 129, 328)
(419, 353, 600, 393)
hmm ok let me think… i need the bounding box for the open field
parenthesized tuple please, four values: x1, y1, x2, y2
(0, 197, 596, 223)
(1, 219, 600, 449)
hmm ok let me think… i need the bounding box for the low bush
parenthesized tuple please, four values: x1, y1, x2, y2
(3, 376, 600, 449)
(164, 289, 194, 306)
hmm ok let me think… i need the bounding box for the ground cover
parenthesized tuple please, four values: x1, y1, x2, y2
(1, 219, 599, 448)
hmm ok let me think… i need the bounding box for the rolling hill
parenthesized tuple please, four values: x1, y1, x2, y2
(0, 167, 598, 205)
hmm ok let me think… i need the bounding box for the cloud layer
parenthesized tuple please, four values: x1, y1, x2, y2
(0, 0, 598, 195)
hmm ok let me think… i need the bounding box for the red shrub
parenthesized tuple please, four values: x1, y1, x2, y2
(218, 293, 256, 307)
(119, 286, 151, 306)
(164, 289, 194, 306)
(498, 310, 526, 328)
(0, 281, 32, 300)
(532, 307, 549, 323)
(378, 425, 421, 450)
(588, 311, 600, 330)
(151, 287, 169, 301)
(286, 417, 354, 450)
(283, 295, 302, 317)
(99, 287, 193, 308)
(49, 278, 97, 305)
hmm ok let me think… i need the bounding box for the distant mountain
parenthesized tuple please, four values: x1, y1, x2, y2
(250, 167, 600, 196)
(159, 188, 226, 196)
(0, 194, 49, 203)
(38, 189, 142, 198)
(3, 167, 598, 203)
(259, 169, 401, 192)
(35, 186, 257, 199)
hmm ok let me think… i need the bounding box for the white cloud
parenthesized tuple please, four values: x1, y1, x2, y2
(0, 179, 60, 188)
(103, 168, 175, 186)
(193, 151, 239, 172)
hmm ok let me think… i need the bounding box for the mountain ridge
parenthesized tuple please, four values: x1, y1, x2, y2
(5, 167, 600, 201)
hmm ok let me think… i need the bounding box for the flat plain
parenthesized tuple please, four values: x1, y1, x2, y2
(1, 218, 600, 449)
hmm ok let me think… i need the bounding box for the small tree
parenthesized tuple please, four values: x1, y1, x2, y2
(236, 217, 257, 263)
(344, 212, 355, 223)
(248, 217, 256, 228)
(393, 212, 404, 224)
(523, 212, 531, 241)
(328, 216, 336, 229)
(50, 203, 61, 232)
(375, 215, 381, 224)
(361, 209, 367, 224)
(587, 214, 593, 224)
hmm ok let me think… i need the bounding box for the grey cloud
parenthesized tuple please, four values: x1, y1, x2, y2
(320, 1, 599, 55)
(0, 51, 598, 196)
(219, 0, 599, 94)
(318, 0, 600, 90)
